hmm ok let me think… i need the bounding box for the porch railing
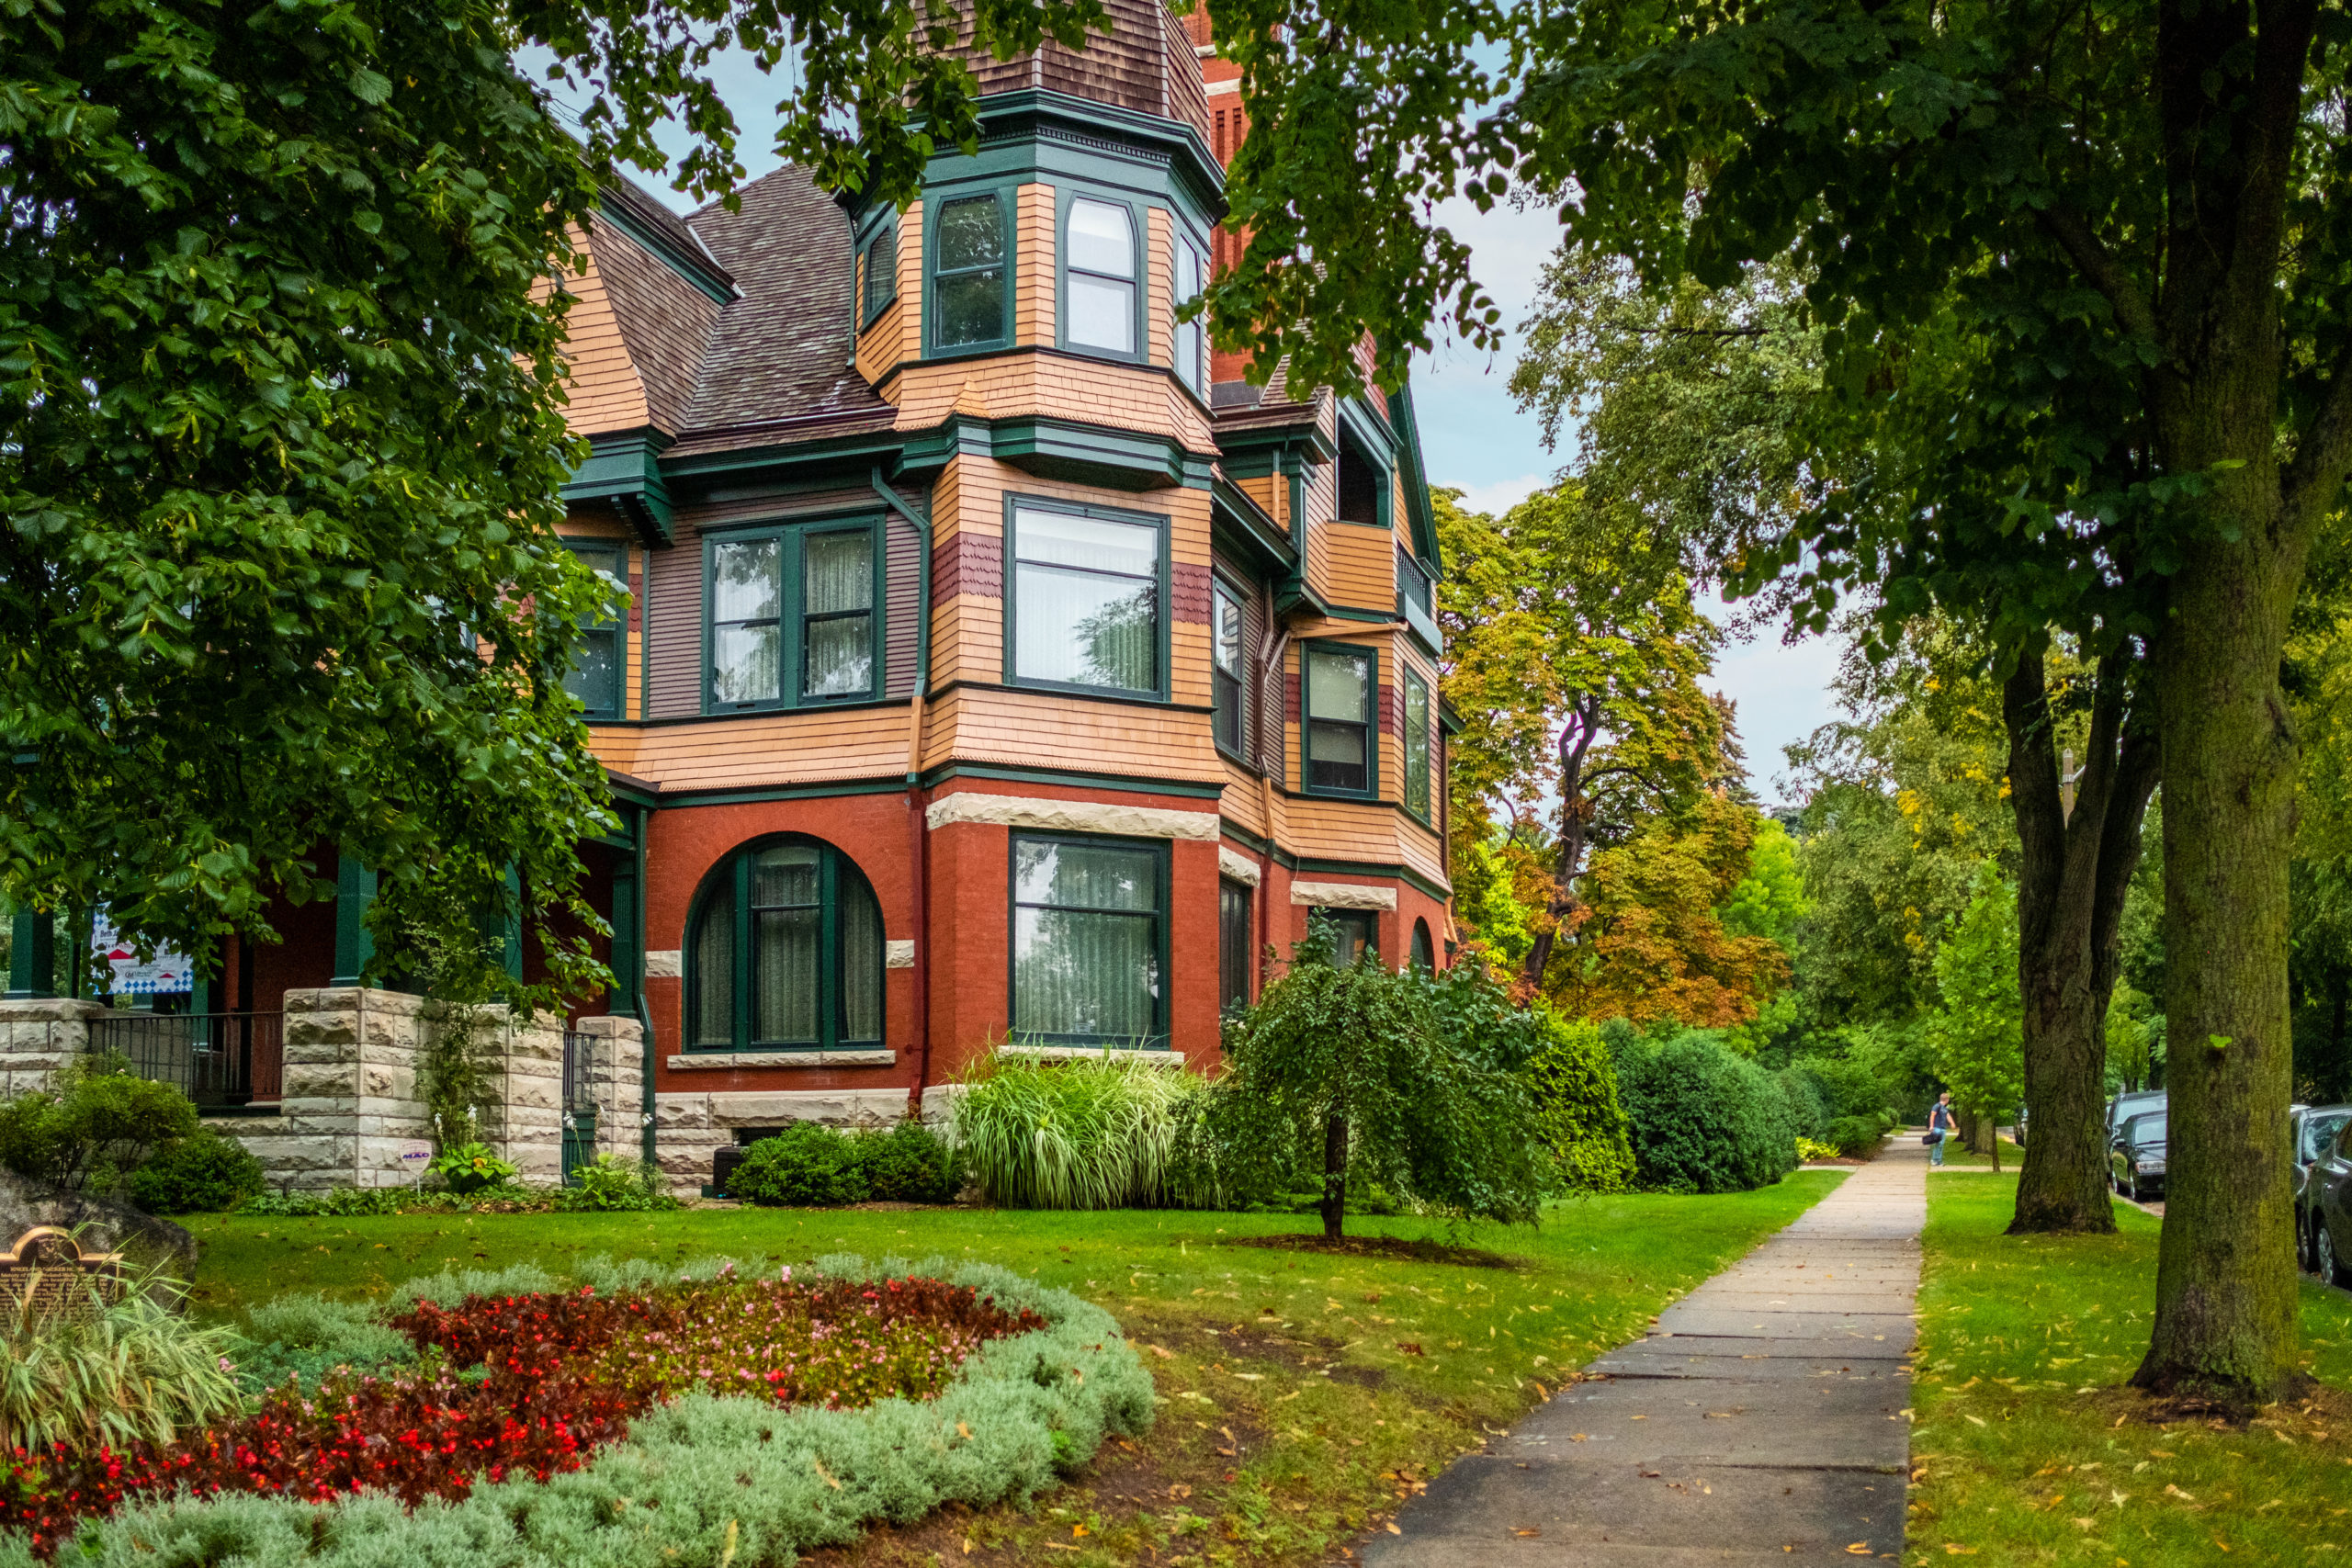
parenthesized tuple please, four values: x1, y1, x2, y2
(89, 1011, 283, 1108)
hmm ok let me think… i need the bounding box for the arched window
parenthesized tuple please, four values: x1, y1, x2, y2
(1410, 919, 1436, 975)
(687, 837, 883, 1052)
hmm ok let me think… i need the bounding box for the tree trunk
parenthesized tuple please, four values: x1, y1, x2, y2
(1319, 1111, 1349, 1239)
(2136, 537, 2303, 1401)
(2007, 650, 2160, 1235)
(1518, 696, 1600, 995)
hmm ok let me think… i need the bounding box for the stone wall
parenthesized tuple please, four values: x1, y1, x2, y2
(0, 999, 103, 1099)
(653, 1084, 955, 1195)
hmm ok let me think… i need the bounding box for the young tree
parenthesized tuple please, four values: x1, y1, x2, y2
(1202, 933, 1544, 1239)
(1931, 871, 2027, 1175)
(1204, 0, 2352, 1401)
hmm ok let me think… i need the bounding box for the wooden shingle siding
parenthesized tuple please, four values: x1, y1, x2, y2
(1160, 0, 1212, 141)
(933, 532, 1004, 602)
(1323, 523, 1396, 615)
(920, 687, 1224, 784)
(891, 357, 1217, 454)
(1147, 207, 1173, 368)
(645, 513, 706, 719)
(602, 710, 911, 793)
(1171, 561, 1213, 624)
(1301, 457, 1337, 601)
(856, 297, 904, 392)
(555, 240, 650, 434)
(1016, 184, 1054, 348)
(884, 510, 923, 700)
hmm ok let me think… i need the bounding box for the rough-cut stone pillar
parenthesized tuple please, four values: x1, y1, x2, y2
(0, 998, 105, 1099)
(570, 1016, 645, 1165)
(241, 987, 436, 1191)
(481, 1008, 564, 1185)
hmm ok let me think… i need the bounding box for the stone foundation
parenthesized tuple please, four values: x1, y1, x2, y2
(0, 999, 104, 1099)
(654, 1084, 956, 1195)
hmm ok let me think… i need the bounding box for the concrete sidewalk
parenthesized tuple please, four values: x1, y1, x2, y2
(1363, 1141, 1927, 1566)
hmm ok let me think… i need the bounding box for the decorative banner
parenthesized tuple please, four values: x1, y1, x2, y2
(89, 917, 192, 996)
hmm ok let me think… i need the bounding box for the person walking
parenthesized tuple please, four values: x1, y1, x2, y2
(1928, 1092, 1957, 1168)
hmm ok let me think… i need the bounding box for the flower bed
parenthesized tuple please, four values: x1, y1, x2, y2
(0, 1257, 1145, 1566)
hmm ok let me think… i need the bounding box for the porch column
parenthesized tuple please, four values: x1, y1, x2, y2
(6, 906, 54, 999)
(331, 854, 376, 987)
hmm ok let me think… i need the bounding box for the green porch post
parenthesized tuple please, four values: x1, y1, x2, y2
(6, 906, 54, 999)
(331, 854, 377, 987)
(502, 865, 523, 983)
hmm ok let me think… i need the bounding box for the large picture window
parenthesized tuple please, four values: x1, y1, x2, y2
(1012, 835, 1167, 1043)
(561, 541, 627, 721)
(931, 193, 1007, 351)
(706, 523, 877, 712)
(1403, 668, 1431, 820)
(1008, 502, 1164, 695)
(1303, 644, 1375, 795)
(1212, 580, 1245, 757)
(688, 838, 884, 1052)
(1064, 197, 1138, 355)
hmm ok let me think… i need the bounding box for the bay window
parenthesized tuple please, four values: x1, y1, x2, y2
(1403, 668, 1431, 820)
(1303, 643, 1375, 795)
(931, 193, 1008, 352)
(1212, 579, 1245, 757)
(1064, 197, 1138, 355)
(562, 541, 626, 721)
(1174, 236, 1207, 394)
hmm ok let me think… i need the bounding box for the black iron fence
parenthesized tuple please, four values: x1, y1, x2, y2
(560, 1031, 600, 1183)
(90, 1011, 283, 1108)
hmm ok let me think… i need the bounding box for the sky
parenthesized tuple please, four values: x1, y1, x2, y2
(576, 54, 1844, 803)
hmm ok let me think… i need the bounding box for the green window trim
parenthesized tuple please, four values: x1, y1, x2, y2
(701, 516, 884, 716)
(684, 836, 886, 1054)
(1008, 830, 1172, 1047)
(860, 217, 899, 328)
(559, 539, 628, 722)
(1300, 639, 1379, 800)
(1001, 493, 1172, 703)
(1211, 575, 1246, 761)
(1056, 186, 1149, 366)
(1402, 667, 1432, 823)
(925, 186, 1016, 357)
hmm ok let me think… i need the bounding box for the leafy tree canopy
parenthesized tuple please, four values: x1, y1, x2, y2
(1929, 867, 2027, 1170)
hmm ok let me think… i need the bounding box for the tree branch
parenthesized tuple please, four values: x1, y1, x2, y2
(2037, 205, 2157, 341)
(2282, 333, 2352, 532)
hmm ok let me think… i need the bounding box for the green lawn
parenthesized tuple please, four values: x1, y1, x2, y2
(181, 1177, 1842, 1567)
(1908, 1174, 2352, 1566)
(1922, 1134, 2027, 1171)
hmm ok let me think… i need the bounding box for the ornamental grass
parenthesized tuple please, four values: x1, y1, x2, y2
(948, 1050, 1207, 1210)
(0, 1265, 243, 1457)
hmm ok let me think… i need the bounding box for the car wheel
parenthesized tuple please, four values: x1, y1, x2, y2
(2322, 1222, 2348, 1289)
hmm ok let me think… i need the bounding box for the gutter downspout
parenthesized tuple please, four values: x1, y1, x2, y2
(1256, 622, 1292, 991)
(875, 468, 935, 1120)
(634, 801, 655, 1165)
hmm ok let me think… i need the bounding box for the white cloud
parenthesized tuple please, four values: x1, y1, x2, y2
(1445, 472, 1551, 516)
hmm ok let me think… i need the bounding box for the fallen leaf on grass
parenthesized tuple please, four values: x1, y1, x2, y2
(1148, 1345, 1174, 1359)
(1396, 1342, 1424, 1356)
(1847, 1545, 1873, 1556)
(1385, 1524, 1402, 1536)
(2165, 1485, 2195, 1501)
(1513, 1528, 1540, 1538)
(1942, 1548, 1977, 1557)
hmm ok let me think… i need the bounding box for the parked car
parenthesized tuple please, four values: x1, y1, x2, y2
(2109, 1089, 2165, 1136)
(2311, 1118, 2352, 1286)
(2293, 1104, 2352, 1274)
(2110, 1111, 2168, 1201)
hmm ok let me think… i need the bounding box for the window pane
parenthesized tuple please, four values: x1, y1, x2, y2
(841, 880, 882, 1043)
(752, 907, 820, 1043)
(1014, 839, 1158, 910)
(1405, 674, 1430, 817)
(1016, 566, 1156, 690)
(1306, 649, 1369, 721)
(1068, 274, 1135, 352)
(712, 623, 779, 704)
(1213, 667, 1242, 753)
(1218, 879, 1251, 1010)
(751, 843, 820, 907)
(712, 538, 780, 622)
(804, 614, 873, 698)
(567, 626, 619, 716)
(693, 881, 735, 1046)
(1014, 908, 1158, 1038)
(1308, 720, 1367, 792)
(1067, 199, 1135, 277)
(1015, 509, 1158, 576)
(1214, 588, 1242, 674)
(1316, 908, 1377, 968)
(934, 268, 1003, 347)
(935, 196, 1003, 271)
(865, 227, 897, 318)
(805, 532, 874, 615)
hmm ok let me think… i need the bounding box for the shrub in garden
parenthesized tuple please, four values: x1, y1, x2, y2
(549, 1154, 677, 1212)
(0, 1055, 200, 1192)
(1825, 1115, 1884, 1157)
(1616, 1032, 1799, 1193)
(952, 1053, 1204, 1210)
(1521, 1014, 1636, 1193)
(236, 1186, 404, 1217)
(1775, 1068, 1829, 1141)
(122, 1128, 266, 1213)
(426, 1141, 516, 1194)
(855, 1119, 960, 1203)
(0, 1268, 242, 1455)
(1188, 927, 1546, 1236)
(733, 1122, 871, 1206)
